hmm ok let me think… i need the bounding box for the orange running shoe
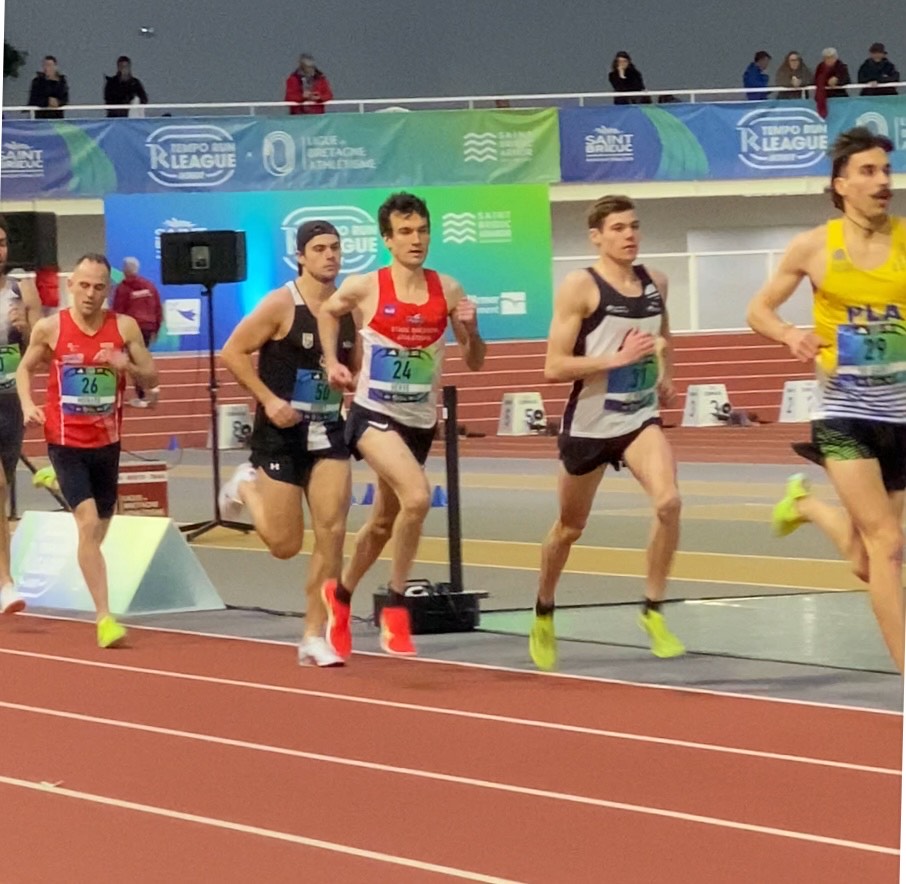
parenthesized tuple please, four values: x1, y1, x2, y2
(321, 579, 352, 660)
(380, 605, 416, 656)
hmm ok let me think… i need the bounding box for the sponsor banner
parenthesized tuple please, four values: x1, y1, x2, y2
(559, 101, 832, 182)
(1, 110, 559, 199)
(104, 185, 553, 350)
(826, 96, 906, 172)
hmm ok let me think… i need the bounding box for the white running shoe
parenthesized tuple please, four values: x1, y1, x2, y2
(0, 583, 25, 615)
(298, 636, 345, 668)
(218, 462, 256, 520)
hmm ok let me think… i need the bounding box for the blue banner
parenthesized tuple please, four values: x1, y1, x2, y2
(826, 96, 906, 172)
(1, 110, 559, 199)
(559, 101, 831, 182)
(103, 185, 554, 351)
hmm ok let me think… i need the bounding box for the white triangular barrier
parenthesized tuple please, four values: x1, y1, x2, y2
(681, 384, 732, 427)
(778, 380, 817, 423)
(11, 512, 225, 615)
(497, 392, 547, 435)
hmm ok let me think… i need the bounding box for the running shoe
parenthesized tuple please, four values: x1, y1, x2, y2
(321, 579, 352, 660)
(298, 636, 344, 668)
(772, 473, 810, 537)
(0, 583, 25, 615)
(97, 615, 127, 649)
(529, 612, 557, 671)
(218, 462, 256, 520)
(638, 610, 685, 658)
(380, 605, 416, 656)
(33, 466, 58, 491)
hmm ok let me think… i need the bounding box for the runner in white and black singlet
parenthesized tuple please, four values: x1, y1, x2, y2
(530, 195, 685, 671)
(219, 221, 358, 667)
(317, 192, 486, 659)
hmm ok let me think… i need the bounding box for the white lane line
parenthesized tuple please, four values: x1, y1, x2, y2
(0, 648, 895, 775)
(0, 700, 896, 857)
(0, 774, 520, 882)
(16, 613, 903, 716)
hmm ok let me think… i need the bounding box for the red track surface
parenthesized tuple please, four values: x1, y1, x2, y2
(0, 617, 900, 883)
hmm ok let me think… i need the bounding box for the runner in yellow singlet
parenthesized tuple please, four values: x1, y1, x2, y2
(747, 127, 906, 674)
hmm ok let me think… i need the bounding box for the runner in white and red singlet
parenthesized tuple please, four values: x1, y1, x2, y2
(317, 192, 486, 658)
(17, 253, 158, 648)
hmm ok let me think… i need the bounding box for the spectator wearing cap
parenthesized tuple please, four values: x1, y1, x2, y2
(608, 51, 650, 105)
(774, 51, 812, 99)
(285, 54, 333, 115)
(814, 48, 851, 118)
(744, 51, 772, 100)
(858, 43, 900, 96)
(104, 56, 149, 118)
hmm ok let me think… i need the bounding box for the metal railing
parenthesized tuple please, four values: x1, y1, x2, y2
(5, 81, 906, 119)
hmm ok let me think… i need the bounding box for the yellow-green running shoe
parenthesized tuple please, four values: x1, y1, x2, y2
(529, 613, 557, 671)
(97, 615, 127, 649)
(772, 473, 810, 537)
(33, 465, 58, 491)
(638, 610, 685, 658)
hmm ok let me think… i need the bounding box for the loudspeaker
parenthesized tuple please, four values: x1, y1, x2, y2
(160, 230, 247, 286)
(2, 212, 58, 270)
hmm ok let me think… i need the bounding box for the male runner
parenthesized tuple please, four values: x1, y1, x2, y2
(530, 195, 684, 671)
(0, 216, 43, 615)
(747, 127, 906, 674)
(219, 221, 358, 667)
(16, 254, 158, 648)
(317, 192, 485, 658)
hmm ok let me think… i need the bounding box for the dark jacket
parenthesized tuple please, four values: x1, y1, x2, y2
(284, 68, 333, 115)
(858, 58, 900, 96)
(28, 72, 69, 119)
(814, 60, 851, 117)
(743, 63, 770, 100)
(104, 74, 149, 117)
(608, 67, 650, 104)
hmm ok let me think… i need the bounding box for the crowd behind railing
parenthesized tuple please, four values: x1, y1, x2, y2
(7, 43, 903, 121)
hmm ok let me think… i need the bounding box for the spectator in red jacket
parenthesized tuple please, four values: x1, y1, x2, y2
(113, 257, 162, 407)
(284, 54, 333, 115)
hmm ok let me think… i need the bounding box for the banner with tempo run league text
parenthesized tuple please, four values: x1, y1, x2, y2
(103, 184, 554, 352)
(1, 109, 560, 199)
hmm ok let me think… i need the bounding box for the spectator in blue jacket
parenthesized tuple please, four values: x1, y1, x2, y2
(744, 51, 772, 100)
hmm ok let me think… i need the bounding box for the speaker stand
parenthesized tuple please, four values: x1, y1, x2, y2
(178, 283, 252, 542)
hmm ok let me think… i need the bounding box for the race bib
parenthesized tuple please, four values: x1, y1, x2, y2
(0, 344, 21, 393)
(836, 321, 906, 377)
(60, 366, 117, 415)
(368, 347, 436, 405)
(606, 355, 658, 395)
(290, 369, 341, 422)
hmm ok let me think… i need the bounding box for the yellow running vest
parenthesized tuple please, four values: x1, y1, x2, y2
(812, 217, 906, 422)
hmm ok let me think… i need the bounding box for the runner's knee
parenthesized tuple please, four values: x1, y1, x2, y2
(399, 487, 430, 521)
(655, 489, 682, 522)
(554, 519, 584, 546)
(269, 536, 303, 560)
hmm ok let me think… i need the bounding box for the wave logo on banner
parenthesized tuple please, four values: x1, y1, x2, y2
(442, 212, 478, 244)
(146, 125, 238, 188)
(281, 206, 380, 275)
(463, 132, 497, 163)
(584, 125, 634, 163)
(154, 217, 206, 257)
(1, 140, 45, 179)
(442, 211, 513, 245)
(737, 107, 827, 171)
(262, 131, 296, 178)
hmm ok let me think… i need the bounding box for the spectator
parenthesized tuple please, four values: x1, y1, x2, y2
(775, 51, 812, 99)
(608, 51, 649, 104)
(112, 257, 162, 407)
(858, 43, 900, 96)
(814, 47, 851, 118)
(104, 56, 149, 118)
(743, 50, 772, 100)
(27, 56, 68, 119)
(284, 53, 333, 115)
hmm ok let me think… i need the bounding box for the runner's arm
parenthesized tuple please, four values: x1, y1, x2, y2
(17, 277, 43, 343)
(15, 317, 55, 417)
(445, 277, 486, 371)
(118, 315, 159, 392)
(319, 275, 370, 371)
(221, 291, 290, 409)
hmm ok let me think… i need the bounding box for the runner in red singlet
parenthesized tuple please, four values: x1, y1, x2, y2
(317, 192, 486, 658)
(16, 254, 159, 648)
